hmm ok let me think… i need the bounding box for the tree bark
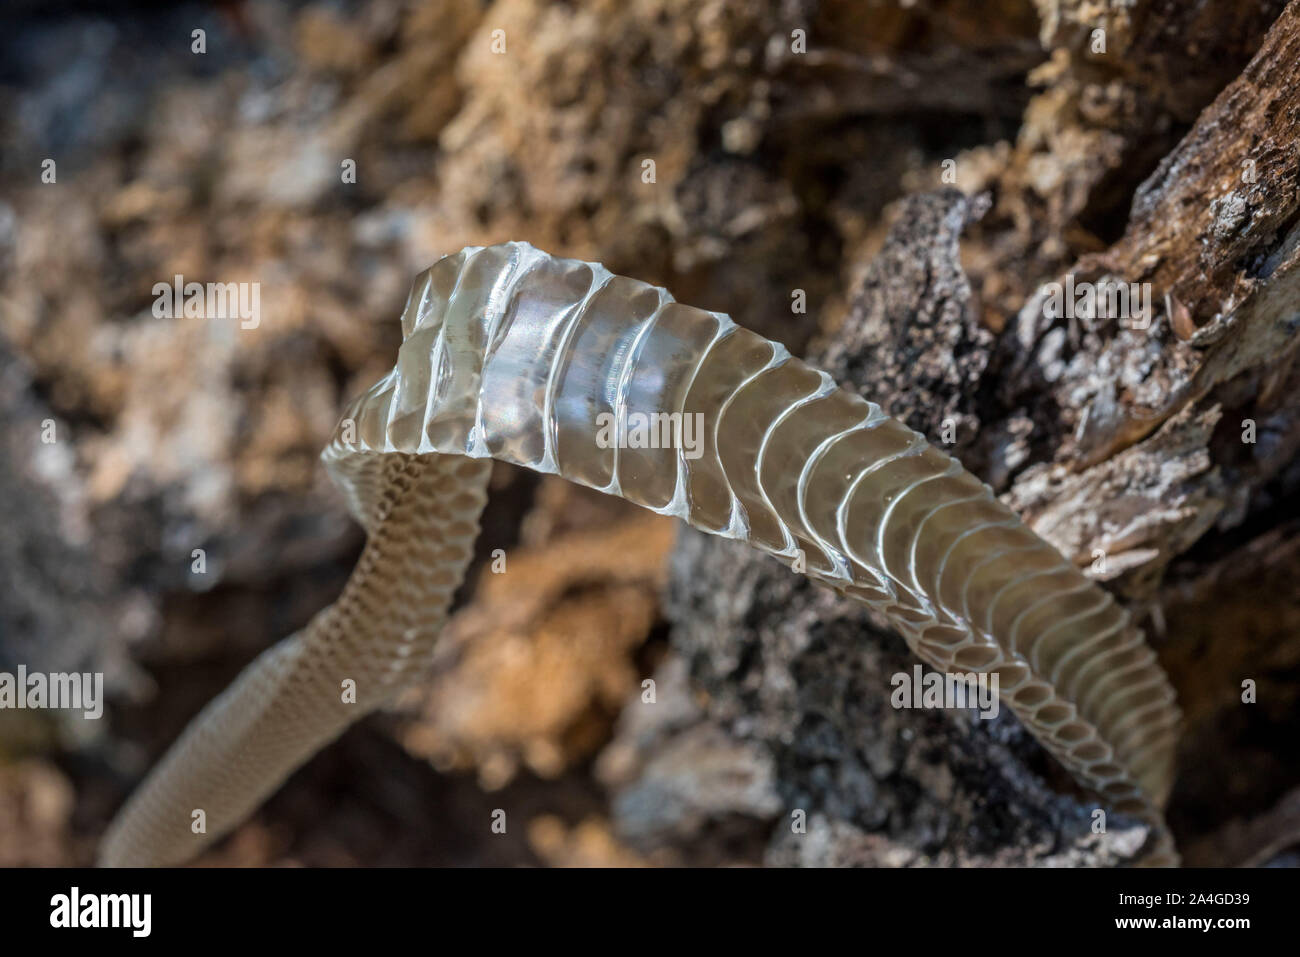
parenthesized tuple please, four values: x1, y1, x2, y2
(602, 1, 1300, 866)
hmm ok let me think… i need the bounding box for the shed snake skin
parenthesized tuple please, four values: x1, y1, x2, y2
(100, 242, 1180, 867)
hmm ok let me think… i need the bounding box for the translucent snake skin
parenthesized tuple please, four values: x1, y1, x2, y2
(100, 242, 1181, 867)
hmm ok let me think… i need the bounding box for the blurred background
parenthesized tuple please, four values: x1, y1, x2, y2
(1, 0, 1297, 866)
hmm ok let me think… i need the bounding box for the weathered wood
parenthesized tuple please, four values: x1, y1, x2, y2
(620, 3, 1300, 866)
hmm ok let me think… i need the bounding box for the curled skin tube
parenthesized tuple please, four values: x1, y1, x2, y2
(100, 242, 1180, 867)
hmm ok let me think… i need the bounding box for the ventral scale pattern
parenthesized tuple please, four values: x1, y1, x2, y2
(102, 242, 1180, 867)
